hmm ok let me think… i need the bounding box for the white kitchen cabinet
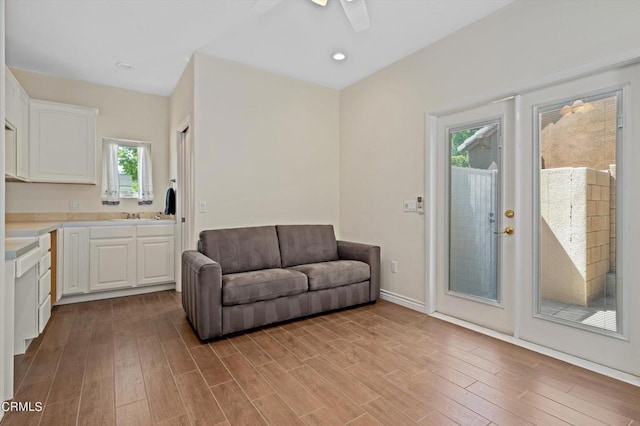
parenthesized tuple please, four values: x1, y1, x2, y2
(16, 90, 30, 179)
(60, 223, 175, 300)
(5, 68, 30, 181)
(62, 227, 90, 295)
(29, 99, 97, 184)
(5, 68, 19, 126)
(89, 237, 136, 292)
(13, 247, 40, 355)
(137, 236, 175, 286)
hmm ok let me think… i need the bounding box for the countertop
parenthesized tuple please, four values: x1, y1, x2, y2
(6, 219, 176, 238)
(6, 221, 60, 237)
(5, 238, 39, 260)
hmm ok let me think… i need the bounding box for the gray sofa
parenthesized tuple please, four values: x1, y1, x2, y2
(181, 224, 380, 340)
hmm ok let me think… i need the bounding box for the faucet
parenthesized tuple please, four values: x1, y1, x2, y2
(125, 212, 140, 219)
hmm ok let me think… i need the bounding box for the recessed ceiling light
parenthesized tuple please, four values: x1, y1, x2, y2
(332, 52, 346, 61)
(115, 61, 134, 70)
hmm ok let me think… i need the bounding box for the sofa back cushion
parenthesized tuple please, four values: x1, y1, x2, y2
(276, 224, 339, 268)
(199, 226, 282, 274)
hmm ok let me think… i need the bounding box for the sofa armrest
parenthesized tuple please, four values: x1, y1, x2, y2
(182, 250, 223, 340)
(337, 241, 380, 302)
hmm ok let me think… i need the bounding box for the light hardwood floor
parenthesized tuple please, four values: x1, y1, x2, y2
(2, 291, 639, 425)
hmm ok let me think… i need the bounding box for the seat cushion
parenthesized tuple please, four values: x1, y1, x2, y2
(222, 268, 308, 306)
(288, 260, 370, 291)
(276, 224, 339, 268)
(199, 226, 281, 274)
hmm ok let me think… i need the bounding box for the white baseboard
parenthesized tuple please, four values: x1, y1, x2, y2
(54, 283, 176, 305)
(379, 289, 427, 313)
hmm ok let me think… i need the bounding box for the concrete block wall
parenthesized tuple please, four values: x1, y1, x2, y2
(541, 167, 611, 306)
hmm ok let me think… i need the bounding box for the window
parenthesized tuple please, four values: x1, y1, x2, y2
(102, 138, 154, 206)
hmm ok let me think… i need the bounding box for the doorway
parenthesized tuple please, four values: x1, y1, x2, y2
(428, 62, 640, 375)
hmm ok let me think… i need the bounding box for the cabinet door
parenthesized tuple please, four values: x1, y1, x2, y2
(137, 237, 175, 286)
(5, 69, 19, 126)
(16, 90, 30, 180)
(29, 100, 97, 184)
(4, 126, 16, 177)
(89, 238, 136, 291)
(62, 228, 90, 295)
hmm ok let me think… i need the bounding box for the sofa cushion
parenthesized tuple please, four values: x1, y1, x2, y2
(222, 269, 308, 306)
(199, 226, 282, 274)
(276, 224, 339, 268)
(288, 260, 370, 291)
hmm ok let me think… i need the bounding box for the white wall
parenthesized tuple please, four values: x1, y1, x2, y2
(169, 57, 194, 181)
(6, 69, 171, 213)
(340, 0, 640, 303)
(192, 53, 340, 234)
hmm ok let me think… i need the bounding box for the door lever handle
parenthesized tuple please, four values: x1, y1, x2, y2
(494, 226, 514, 235)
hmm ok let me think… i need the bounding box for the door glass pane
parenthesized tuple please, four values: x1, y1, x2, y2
(449, 121, 500, 301)
(537, 92, 620, 333)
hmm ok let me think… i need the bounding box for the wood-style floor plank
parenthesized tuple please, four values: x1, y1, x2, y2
(256, 362, 322, 416)
(252, 393, 305, 426)
(210, 381, 266, 425)
(174, 370, 225, 425)
(188, 345, 233, 387)
(115, 400, 152, 426)
(4, 292, 640, 426)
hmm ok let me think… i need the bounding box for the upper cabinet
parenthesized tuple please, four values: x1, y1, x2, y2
(29, 100, 98, 184)
(5, 68, 30, 181)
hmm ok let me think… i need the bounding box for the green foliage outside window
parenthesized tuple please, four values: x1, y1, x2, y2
(118, 146, 139, 193)
(450, 128, 477, 168)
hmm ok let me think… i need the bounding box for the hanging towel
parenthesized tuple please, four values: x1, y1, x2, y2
(164, 187, 176, 215)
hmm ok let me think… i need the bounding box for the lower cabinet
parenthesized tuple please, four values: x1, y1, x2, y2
(62, 224, 175, 296)
(62, 227, 90, 295)
(137, 236, 175, 286)
(89, 238, 136, 291)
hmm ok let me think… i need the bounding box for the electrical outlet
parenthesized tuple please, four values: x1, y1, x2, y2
(391, 260, 398, 273)
(69, 200, 82, 211)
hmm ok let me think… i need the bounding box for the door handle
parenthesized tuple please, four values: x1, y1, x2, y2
(494, 226, 514, 235)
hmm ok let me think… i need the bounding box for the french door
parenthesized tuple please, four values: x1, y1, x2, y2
(434, 100, 516, 335)
(518, 64, 640, 375)
(432, 62, 640, 375)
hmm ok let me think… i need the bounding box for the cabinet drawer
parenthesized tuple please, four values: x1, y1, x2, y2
(90, 226, 135, 239)
(38, 269, 51, 305)
(16, 247, 41, 278)
(39, 233, 51, 254)
(137, 225, 175, 237)
(39, 251, 51, 273)
(38, 295, 52, 335)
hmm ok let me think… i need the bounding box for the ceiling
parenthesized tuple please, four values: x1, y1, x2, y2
(6, 0, 513, 97)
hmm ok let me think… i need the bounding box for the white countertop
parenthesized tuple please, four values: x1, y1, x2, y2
(5, 238, 39, 260)
(5, 221, 59, 237)
(6, 219, 176, 237)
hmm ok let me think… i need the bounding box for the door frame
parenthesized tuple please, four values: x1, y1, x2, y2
(175, 116, 194, 293)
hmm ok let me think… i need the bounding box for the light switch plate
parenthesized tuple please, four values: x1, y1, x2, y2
(198, 200, 207, 213)
(403, 200, 417, 212)
(391, 260, 398, 273)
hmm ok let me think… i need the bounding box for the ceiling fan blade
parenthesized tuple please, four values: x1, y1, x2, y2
(252, 0, 285, 15)
(339, 0, 370, 32)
